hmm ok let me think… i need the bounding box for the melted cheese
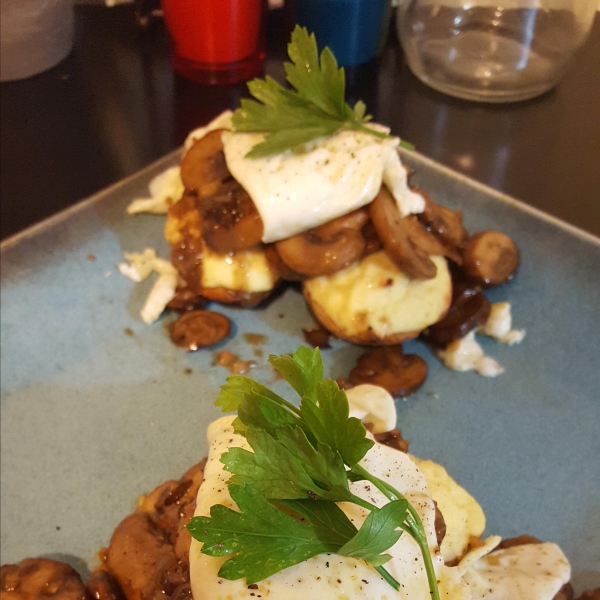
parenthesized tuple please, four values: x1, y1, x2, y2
(410, 456, 485, 564)
(201, 246, 278, 292)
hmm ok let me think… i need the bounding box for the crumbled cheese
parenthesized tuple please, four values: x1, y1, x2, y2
(345, 384, 396, 433)
(118, 248, 158, 282)
(118, 249, 180, 323)
(126, 166, 184, 215)
(437, 331, 504, 377)
(480, 302, 526, 345)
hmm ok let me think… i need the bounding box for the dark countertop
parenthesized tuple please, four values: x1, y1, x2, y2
(1, 5, 599, 241)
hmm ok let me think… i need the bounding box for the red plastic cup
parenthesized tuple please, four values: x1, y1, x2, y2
(161, 0, 266, 84)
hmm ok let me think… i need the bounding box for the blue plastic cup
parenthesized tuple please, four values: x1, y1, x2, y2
(294, 0, 391, 67)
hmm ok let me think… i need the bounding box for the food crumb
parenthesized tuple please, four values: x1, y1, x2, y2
(124, 328, 134, 336)
(243, 333, 266, 345)
(87, 254, 96, 261)
(183, 368, 193, 375)
(215, 351, 256, 374)
(216, 350, 237, 368)
(303, 326, 331, 348)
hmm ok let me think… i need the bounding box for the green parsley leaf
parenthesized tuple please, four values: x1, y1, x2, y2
(216, 375, 287, 412)
(188, 484, 337, 583)
(268, 346, 324, 398)
(232, 26, 395, 158)
(267, 347, 373, 466)
(300, 378, 374, 467)
(236, 391, 299, 438)
(338, 499, 408, 567)
(284, 28, 348, 119)
(221, 425, 353, 502)
(280, 498, 359, 547)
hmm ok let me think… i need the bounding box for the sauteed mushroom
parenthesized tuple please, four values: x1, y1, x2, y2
(369, 187, 438, 279)
(349, 346, 428, 398)
(0, 559, 87, 600)
(169, 310, 231, 350)
(413, 186, 468, 253)
(423, 286, 491, 346)
(199, 181, 264, 253)
(275, 209, 368, 278)
(462, 230, 520, 286)
(180, 129, 229, 198)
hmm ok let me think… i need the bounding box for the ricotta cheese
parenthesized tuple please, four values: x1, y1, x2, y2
(118, 248, 179, 323)
(480, 302, 526, 345)
(437, 331, 504, 377)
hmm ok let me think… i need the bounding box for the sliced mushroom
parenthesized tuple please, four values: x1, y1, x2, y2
(554, 584, 575, 600)
(180, 129, 229, 198)
(0, 559, 87, 600)
(86, 570, 127, 600)
(434, 501, 447, 548)
(170, 310, 231, 350)
(349, 346, 428, 398)
(264, 244, 305, 281)
(106, 512, 178, 600)
(167, 288, 206, 312)
(361, 219, 382, 256)
(406, 216, 462, 264)
(495, 535, 542, 550)
(413, 185, 468, 252)
(199, 181, 264, 253)
(275, 210, 368, 278)
(373, 428, 410, 453)
(198, 286, 273, 308)
(369, 187, 437, 279)
(462, 230, 520, 287)
(575, 589, 600, 600)
(423, 290, 491, 346)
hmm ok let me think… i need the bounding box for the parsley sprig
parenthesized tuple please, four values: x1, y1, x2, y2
(188, 347, 440, 598)
(232, 26, 413, 158)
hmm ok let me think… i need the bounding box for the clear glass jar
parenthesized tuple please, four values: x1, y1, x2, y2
(396, 0, 597, 102)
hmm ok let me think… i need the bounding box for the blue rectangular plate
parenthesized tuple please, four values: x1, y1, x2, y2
(2, 149, 599, 592)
